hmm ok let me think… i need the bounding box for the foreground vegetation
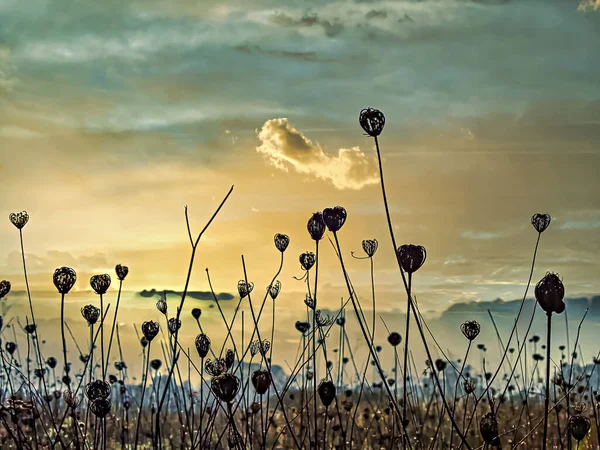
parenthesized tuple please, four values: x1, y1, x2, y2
(1, 109, 598, 449)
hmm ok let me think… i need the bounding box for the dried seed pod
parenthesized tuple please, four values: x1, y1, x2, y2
(167, 318, 182, 335)
(435, 359, 447, 372)
(81, 304, 100, 325)
(63, 389, 79, 409)
(268, 280, 281, 300)
(573, 402, 587, 414)
(85, 380, 111, 401)
(359, 108, 385, 137)
(141, 320, 159, 342)
(531, 213, 551, 234)
(460, 320, 481, 341)
(569, 415, 591, 441)
(115, 264, 129, 281)
(322, 206, 347, 233)
(295, 321, 310, 334)
(205, 358, 228, 377)
(195, 334, 211, 359)
(211, 373, 240, 403)
(237, 280, 254, 299)
(90, 274, 111, 295)
(307, 212, 326, 241)
(156, 297, 167, 315)
(535, 272, 565, 315)
(318, 380, 336, 407)
(225, 349, 235, 369)
(9, 211, 29, 229)
(464, 381, 475, 394)
(387, 332, 402, 347)
(304, 294, 315, 310)
(479, 412, 500, 446)
(90, 398, 111, 418)
(251, 369, 271, 395)
(150, 359, 162, 371)
(315, 310, 334, 327)
(299, 252, 316, 271)
(362, 239, 378, 257)
(53, 267, 77, 294)
(250, 340, 270, 357)
(274, 233, 290, 252)
(397, 244, 427, 274)
(191, 308, 202, 320)
(46, 357, 57, 369)
(0, 280, 10, 299)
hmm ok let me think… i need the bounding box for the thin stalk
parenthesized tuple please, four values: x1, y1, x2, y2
(542, 312, 552, 450)
(60, 293, 70, 389)
(372, 134, 472, 450)
(134, 343, 151, 449)
(105, 279, 123, 375)
(100, 293, 105, 381)
(312, 240, 320, 447)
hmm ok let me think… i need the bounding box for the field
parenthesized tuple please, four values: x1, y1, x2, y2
(0, 109, 598, 450)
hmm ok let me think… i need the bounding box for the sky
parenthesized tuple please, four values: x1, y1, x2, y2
(1, 0, 600, 373)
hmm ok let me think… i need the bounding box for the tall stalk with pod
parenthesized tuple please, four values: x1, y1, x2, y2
(535, 271, 566, 450)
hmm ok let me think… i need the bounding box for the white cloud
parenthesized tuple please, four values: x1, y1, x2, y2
(256, 118, 379, 190)
(578, 0, 600, 11)
(461, 231, 504, 240)
(0, 46, 17, 92)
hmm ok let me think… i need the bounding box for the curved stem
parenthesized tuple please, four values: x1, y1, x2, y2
(105, 280, 123, 375)
(371, 135, 479, 450)
(332, 232, 411, 446)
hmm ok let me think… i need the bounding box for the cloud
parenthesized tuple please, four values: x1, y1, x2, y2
(271, 12, 344, 37)
(234, 44, 336, 62)
(365, 10, 388, 20)
(0, 46, 17, 92)
(461, 231, 505, 240)
(256, 118, 379, 190)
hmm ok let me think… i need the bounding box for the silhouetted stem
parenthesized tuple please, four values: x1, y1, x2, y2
(372, 136, 472, 450)
(241, 255, 302, 450)
(105, 279, 123, 375)
(60, 293, 70, 389)
(134, 343, 151, 450)
(542, 312, 552, 450)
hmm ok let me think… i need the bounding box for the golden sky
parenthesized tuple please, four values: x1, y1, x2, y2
(1, 0, 600, 372)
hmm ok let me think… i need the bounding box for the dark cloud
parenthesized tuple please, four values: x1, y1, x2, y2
(234, 44, 337, 62)
(139, 289, 234, 301)
(365, 10, 388, 20)
(271, 12, 344, 37)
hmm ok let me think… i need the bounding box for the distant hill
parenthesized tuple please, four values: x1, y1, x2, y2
(443, 296, 599, 319)
(139, 289, 234, 301)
